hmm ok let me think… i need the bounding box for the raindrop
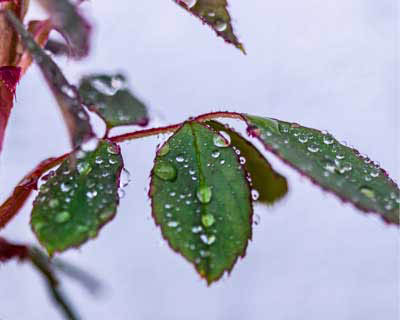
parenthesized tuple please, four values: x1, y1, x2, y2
(95, 156, 103, 164)
(196, 185, 212, 204)
(201, 214, 215, 227)
(323, 134, 334, 145)
(336, 153, 345, 160)
(111, 75, 126, 90)
(118, 189, 126, 199)
(200, 234, 216, 245)
(61, 85, 76, 98)
(60, 182, 72, 192)
(192, 226, 202, 234)
(175, 155, 185, 163)
(211, 151, 220, 158)
(55, 211, 71, 223)
(77, 162, 92, 175)
(239, 157, 246, 165)
(213, 131, 231, 148)
(154, 161, 177, 181)
(251, 189, 260, 201)
(307, 144, 319, 153)
(298, 134, 308, 144)
(370, 169, 380, 178)
(360, 186, 376, 200)
(92, 79, 117, 96)
(120, 168, 131, 188)
(215, 21, 227, 32)
(182, 0, 197, 8)
(158, 144, 170, 156)
(253, 214, 261, 226)
(107, 145, 119, 155)
(167, 221, 179, 228)
(86, 190, 98, 199)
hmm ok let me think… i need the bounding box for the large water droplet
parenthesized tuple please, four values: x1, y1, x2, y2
(307, 144, 319, 153)
(211, 151, 220, 158)
(298, 134, 308, 144)
(251, 189, 260, 201)
(192, 225, 203, 234)
(323, 134, 334, 145)
(167, 221, 179, 228)
(360, 186, 376, 200)
(60, 182, 72, 192)
(182, 0, 197, 8)
(61, 85, 76, 98)
(86, 190, 98, 199)
(92, 78, 118, 96)
(154, 161, 177, 181)
(197, 185, 212, 204)
(175, 155, 185, 163)
(55, 211, 71, 223)
(201, 214, 215, 227)
(215, 21, 227, 32)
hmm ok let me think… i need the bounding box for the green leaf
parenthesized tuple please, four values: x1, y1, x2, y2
(244, 114, 400, 224)
(31, 140, 123, 255)
(79, 74, 149, 129)
(6, 10, 94, 149)
(206, 120, 288, 205)
(174, 0, 245, 53)
(149, 121, 252, 284)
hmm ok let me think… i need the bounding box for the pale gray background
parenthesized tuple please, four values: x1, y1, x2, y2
(0, 0, 399, 319)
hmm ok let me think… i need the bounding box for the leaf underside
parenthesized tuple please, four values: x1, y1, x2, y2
(206, 120, 288, 205)
(79, 74, 149, 129)
(150, 121, 252, 284)
(36, 0, 91, 59)
(244, 114, 400, 224)
(174, 0, 244, 53)
(6, 10, 93, 148)
(31, 140, 123, 255)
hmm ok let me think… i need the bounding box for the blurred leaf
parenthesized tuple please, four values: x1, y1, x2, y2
(206, 120, 288, 205)
(244, 114, 400, 224)
(150, 121, 252, 284)
(18, 19, 53, 75)
(31, 140, 123, 255)
(6, 10, 94, 149)
(0, 154, 66, 229)
(36, 0, 91, 59)
(79, 73, 149, 129)
(0, 66, 20, 157)
(174, 0, 245, 53)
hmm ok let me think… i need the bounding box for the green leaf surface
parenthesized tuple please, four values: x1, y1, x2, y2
(244, 114, 400, 224)
(79, 74, 149, 129)
(31, 140, 123, 255)
(206, 120, 288, 205)
(174, 0, 244, 53)
(6, 10, 93, 149)
(150, 121, 252, 284)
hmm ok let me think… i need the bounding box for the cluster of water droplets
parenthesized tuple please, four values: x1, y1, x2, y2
(32, 142, 122, 238)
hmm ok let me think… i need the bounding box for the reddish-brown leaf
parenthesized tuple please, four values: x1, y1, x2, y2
(0, 237, 28, 262)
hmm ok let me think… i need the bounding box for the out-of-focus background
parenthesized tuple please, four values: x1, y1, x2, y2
(0, 0, 398, 319)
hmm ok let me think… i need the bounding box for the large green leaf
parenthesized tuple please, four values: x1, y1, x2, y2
(31, 140, 123, 255)
(206, 120, 288, 205)
(149, 121, 252, 284)
(79, 74, 149, 129)
(244, 114, 400, 224)
(174, 0, 244, 53)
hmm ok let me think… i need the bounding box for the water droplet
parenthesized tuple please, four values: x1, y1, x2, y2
(200, 234, 216, 245)
(323, 134, 334, 145)
(182, 0, 197, 8)
(201, 214, 215, 227)
(298, 134, 308, 143)
(118, 188, 126, 199)
(167, 221, 179, 228)
(307, 144, 319, 153)
(154, 161, 176, 181)
(60, 182, 72, 192)
(370, 169, 380, 178)
(169, 191, 176, 197)
(336, 153, 345, 160)
(86, 190, 98, 199)
(95, 156, 103, 164)
(192, 226, 202, 234)
(77, 162, 92, 175)
(251, 189, 260, 201)
(61, 85, 76, 98)
(175, 155, 185, 163)
(158, 144, 170, 156)
(92, 78, 118, 96)
(253, 214, 261, 226)
(55, 211, 71, 223)
(49, 199, 59, 208)
(107, 145, 119, 155)
(211, 151, 220, 158)
(215, 21, 227, 32)
(111, 74, 126, 90)
(239, 156, 246, 165)
(213, 131, 231, 148)
(196, 185, 212, 204)
(360, 186, 376, 200)
(81, 138, 99, 152)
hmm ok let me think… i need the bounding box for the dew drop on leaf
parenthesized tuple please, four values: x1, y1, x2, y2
(360, 186, 376, 200)
(196, 185, 212, 204)
(201, 214, 215, 227)
(154, 161, 177, 181)
(200, 234, 216, 245)
(55, 211, 71, 223)
(77, 162, 92, 175)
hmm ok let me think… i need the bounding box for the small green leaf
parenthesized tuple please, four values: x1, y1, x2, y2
(174, 0, 245, 53)
(79, 74, 149, 129)
(206, 120, 288, 205)
(31, 140, 123, 255)
(150, 121, 252, 284)
(244, 114, 400, 224)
